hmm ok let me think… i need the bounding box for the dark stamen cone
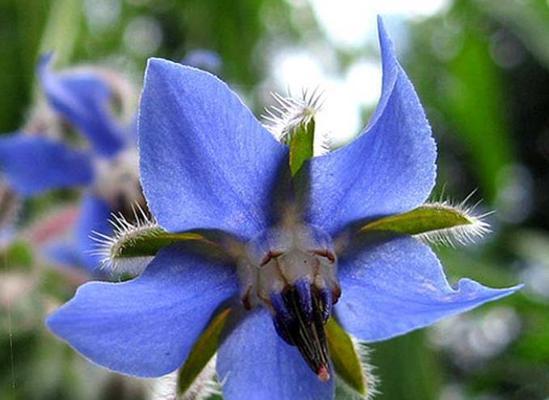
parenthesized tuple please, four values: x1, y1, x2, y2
(270, 279, 334, 380)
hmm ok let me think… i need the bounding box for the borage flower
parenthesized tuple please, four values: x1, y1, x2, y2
(47, 18, 520, 399)
(0, 56, 144, 273)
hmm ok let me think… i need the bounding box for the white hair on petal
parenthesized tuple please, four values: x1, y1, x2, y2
(415, 190, 491, 247)
(89, 203, 160, 275)
(262, 88, 327, 147)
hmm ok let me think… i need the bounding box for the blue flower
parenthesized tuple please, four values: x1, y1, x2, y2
(46, 18, 520, 399)
(0, 55, 142, 273)
(181, 49, 222, 74)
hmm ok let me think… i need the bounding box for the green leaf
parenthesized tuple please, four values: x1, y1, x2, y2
(38, 0, 82, 65)
(33, 0, 82, 100)
(177, 308, 231, 396)
(326, 318, 367, 396)
(289, 119, 315, 176)
(359, 203, 486, 244)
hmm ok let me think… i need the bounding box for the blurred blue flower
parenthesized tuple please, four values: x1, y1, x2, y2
(0, 55, 142, 273)
(181, 49, 222, 74)
(47, 18, 520, 399)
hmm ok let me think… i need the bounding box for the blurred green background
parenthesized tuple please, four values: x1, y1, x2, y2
(1, 0, 548, 399)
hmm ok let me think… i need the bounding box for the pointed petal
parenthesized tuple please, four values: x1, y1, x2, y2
(305, 17, 436, 235)
(38, 54, 125, 157)
(0, 135, 93, 196)
(47, 244, 238, 377)
(217, 308, 334, 400)
(139, 60, 289, 239)
(336, 235, 521, 342)
(76, 194, 113, 271)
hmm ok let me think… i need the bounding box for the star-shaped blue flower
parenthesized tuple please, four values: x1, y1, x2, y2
(46, 19, 520, 399)
(0, 55, 140, 272)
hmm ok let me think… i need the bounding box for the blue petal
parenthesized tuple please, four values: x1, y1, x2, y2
(217, 308, 334, 400)
(47, 244, 238, 377)
(0, 135, 93, 196)
(38, 54, 125, 157)
(139, 59, 289, 239)
(304, 17, 437, 235)
(76, 194, 113, 272)
(336, 236, 521, 342)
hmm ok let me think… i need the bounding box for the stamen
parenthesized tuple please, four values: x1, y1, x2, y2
(295, 279, 313, 323)
(317, 365, 330, 382)
(237, 224, 340, 379)
(260, 250, 283, 267)
(270, 280, 333, 380)
(318, 287, 333, 323)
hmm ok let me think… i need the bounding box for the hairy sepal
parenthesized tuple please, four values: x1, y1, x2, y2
(263, 90, 324, 176)
(326, 318, 374, 398)
(360, 201, 490, 246)
(91, 210, 209, 274)
(288, 119, 315, 176)
(176, 308, 231, 398)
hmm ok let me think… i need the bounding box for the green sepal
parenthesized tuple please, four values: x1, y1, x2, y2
(289, 119, 315, 176)
(360, 203, 479, 236)
(176, 308, 231, 396)
(113, 228, 207, 259)
(326, 318, 367, 396)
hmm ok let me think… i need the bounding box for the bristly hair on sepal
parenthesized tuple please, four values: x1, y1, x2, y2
(90, 203, 161, 276)
(339, 339, 377, 400)
(415, 191, 491, 247)
(149, 357, 220, 400)
(262, 88, 325, 145)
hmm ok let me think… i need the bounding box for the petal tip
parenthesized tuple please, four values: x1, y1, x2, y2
(376, 15, 385, 29)
(145, 57, 214, 81)
(145, 57, 168, 71)
(376, 15, 394, 55)
(45, 301, 72, 337)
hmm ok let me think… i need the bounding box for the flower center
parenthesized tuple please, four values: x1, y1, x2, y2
(237, 224, 340, 381)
